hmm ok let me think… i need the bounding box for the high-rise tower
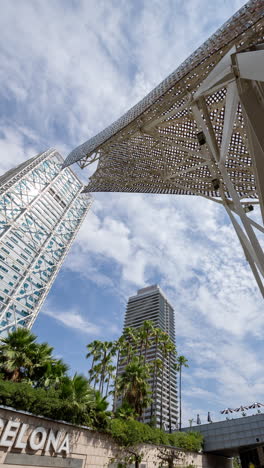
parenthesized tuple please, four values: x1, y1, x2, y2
(0, 149, 92, 336)
(118, 285, 178, 430)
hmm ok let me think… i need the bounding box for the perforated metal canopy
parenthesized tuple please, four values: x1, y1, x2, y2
(63, 0, 264, 297)
(64, 0, 264, 200)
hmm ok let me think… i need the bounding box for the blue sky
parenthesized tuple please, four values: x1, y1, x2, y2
(1, 0, 263, 427)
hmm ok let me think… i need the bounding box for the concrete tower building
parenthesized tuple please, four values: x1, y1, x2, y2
(0, 149, 92, 336)
(118, 285, 178, 430)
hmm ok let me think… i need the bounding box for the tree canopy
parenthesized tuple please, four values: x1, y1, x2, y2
(0, 326, 198, 457)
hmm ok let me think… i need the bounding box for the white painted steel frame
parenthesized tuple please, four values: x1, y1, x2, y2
(191, 46, 264, 296)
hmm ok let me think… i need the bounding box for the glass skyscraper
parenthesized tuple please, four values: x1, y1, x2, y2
(117, 285, 178, 430)
(0, 149, 92, 336)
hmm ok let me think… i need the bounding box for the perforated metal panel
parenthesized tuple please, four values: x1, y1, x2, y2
(63, 0, 264, 201)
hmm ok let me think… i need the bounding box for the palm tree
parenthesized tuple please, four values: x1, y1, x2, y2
(87, 341, 117, 396)
(150, 326, 163, 421)
(115, 401, 137, 420)
(121, 327, 138, 365)
(176, 355, 189, 431)
(157, 331, 176, 430)
(0, 328, 37, 381)
(112, 335, 125, 411)
(89, 363, 101, 390)
(98, 341, 115, 394)
(28, 342, 54, 384)
(159, 332, 170, 430)
(150, 357, 163, 424)
(138, 327, 146, 358)
(142, 320, 154, 363)
(86, 340, 102, 384)
(40, 358, 69, 389)
(60, 373, 95, 410)
(116, 356, 152, 417)
(104, 363, 116, 397)
(91, 390, 111, 428)
(166, 340, 176, 432)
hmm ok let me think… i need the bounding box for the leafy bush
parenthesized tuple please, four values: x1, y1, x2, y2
(0, 380, 203, 454)
(168, 431, 203, 451)
(109, 418, 156, 446)
(0, 379, 93, 426)
(0, 380, 37, 410)
(108, 418, 203, 452)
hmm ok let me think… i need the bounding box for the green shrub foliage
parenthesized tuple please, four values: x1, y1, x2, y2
(108, 418, 203, 452)
(168, 431, 204, 452)
(0, 379, 93, 426)
(0, 329, 202, 454)
(0, 380, 203, 452)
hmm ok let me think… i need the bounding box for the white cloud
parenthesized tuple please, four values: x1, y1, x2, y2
(0, 124, 39, 174)
(71, 192, 262, 319)
(66, 191, 264, 424)
(42, 307, 102, 336)
(1, 0, 262, 425)
(0, 0, 247, 151)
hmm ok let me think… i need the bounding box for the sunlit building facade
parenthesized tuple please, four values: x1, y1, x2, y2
(0, 149, 92, 336)
(118, 285, 178, 430)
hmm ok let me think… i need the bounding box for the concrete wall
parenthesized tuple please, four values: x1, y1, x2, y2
(183, 414, 264, 453)
(0, 407, 232, 468)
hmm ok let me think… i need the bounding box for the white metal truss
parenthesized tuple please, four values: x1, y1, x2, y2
(191, 47, 264, 295)
(0, 150, 92, 336)
(62, 0, 264, 296)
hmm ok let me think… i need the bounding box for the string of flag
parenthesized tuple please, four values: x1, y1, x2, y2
(220, 402, 264, 414)
(194, 403, 264, 426)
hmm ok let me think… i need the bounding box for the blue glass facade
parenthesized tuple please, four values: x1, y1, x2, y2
(0, 149, 92, 335)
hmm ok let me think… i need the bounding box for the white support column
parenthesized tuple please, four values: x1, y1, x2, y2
(194, 46, 236, 99)
(192, 93, 264, 296)
(235, 76, 264, 223)
(220, 82, 239, 163)
(225, 205, 264, 298)
(219, 161, 264, 272)
(225, 205, 264, 276)
(236, 50, 264, 81)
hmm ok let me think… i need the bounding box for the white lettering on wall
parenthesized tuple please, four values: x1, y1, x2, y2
(0, 418, 71, 454)
(29, 427, 48, 451)
(0, 421, 20, 447)
(14, 423, 28, 449)
(45, 429, 62, 452)
(58, 434, 70, 454)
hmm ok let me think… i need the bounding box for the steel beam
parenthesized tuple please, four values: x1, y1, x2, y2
(236, 77, 264, 224)
(192, 92, 264, 295)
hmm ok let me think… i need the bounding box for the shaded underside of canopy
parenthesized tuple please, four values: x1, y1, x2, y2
(64, 0, 264, 199)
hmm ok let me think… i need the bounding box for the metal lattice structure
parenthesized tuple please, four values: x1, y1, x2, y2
(0, 149, 92, 336)
(64, 0, 264, 296)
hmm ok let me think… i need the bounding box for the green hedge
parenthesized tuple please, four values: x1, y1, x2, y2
(0, 379, 92, 426)
(108, 418, 203, 452)
(0, 380, 203, 453)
